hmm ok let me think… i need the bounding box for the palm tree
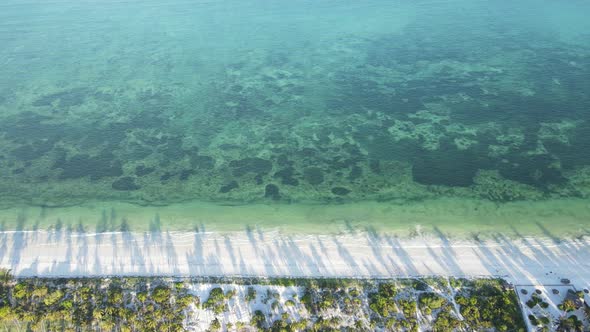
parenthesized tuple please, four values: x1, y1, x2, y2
(555, 315, 583, 332)
(92, 308, 105, 322)
(0, 269, 11, 283)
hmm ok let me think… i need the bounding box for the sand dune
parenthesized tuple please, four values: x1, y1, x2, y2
(1, 229, 589, 287)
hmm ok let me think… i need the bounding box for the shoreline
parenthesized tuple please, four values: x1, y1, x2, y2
(0, 196, 589, 239)
(1, 197, 588, 286)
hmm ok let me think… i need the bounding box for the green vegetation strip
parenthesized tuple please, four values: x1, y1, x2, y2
(0, 269, 526, 332)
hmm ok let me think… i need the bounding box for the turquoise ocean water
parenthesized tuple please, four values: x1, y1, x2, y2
(0, 0, 589, 232)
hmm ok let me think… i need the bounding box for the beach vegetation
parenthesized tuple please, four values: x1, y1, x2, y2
(318, 292, 336, 310)
(203, 287, 228, 314)
(449, 277, 467, 289)
(0, 275, 531, 331)
(251, 309, 266, 328)
(225, 288, 237, 300)
(209, 317, 221, 331)
(369, 282, 398, 317)
(271, 316, 288, 331)
(152, 285, 172, 305)
(455, 279, 525, 331)
(300, 288, 314, 312)
(0, 277, 192, 331)
(559, 299, 578, 312)
(289, 318, 308, 330)
(245, 286, 257, 302)
(432, 305, 462, 331)
(526, 293, 543, 308)
(398, 299, 418, 328)
(418, 292, 446, 314)
(555, 315, 583, 331)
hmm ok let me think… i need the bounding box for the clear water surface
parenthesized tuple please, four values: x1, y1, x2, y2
(1, 0, 589, 233)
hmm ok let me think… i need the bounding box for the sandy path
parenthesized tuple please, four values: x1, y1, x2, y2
(1, 230, 589, 286)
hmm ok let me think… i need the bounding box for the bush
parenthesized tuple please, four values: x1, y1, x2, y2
(225, 289, 237, 300)
(560, 299, 577, 312)
(319, 292, 335, 310)
(137, 291, 148, 302)
(12, 283, 28, 300)
(526, 293, 542, 308)
(289, 319, 308, 330)
(369, 293, 396, 317)
(399, 299, 417, 319)
(413, 280, 428, 291)
(207, 288, 224, 302)
(107, 285, 124, 305)
(379, 283, 397, 298)
(152, 285, 171, 305)
(432, 306, 461, 331)
(204, 288, 227, 314)
(245, 287, 256, 302)
(209, 318, 221, 331)
(419, 293, 446, 311)
(176, 295, 194, 309)
(456, 279, 525, 331)
(43, 290, 64, 307)
(251, 310, 266, 328)
(301, 289, 313, 310)
(369, 282, 400, 318)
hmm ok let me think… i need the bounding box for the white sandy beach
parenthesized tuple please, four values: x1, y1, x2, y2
(1, 229, 589, 287)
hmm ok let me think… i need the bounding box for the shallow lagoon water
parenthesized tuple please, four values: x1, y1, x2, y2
(1, 0, 589, 234)
(1, 198, 589, 239)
